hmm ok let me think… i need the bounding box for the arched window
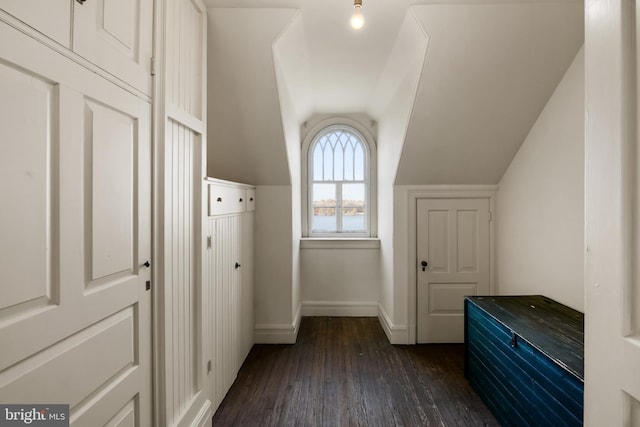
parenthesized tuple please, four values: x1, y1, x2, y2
(304, 123, 375, 237)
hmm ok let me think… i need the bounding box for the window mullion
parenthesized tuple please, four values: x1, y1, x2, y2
(352, 142, 356, 181)
(336, 183, 343, 232)
(342, 143, 347, 181)
(321, 143, 326, 181)
(331, 140, 337, 181)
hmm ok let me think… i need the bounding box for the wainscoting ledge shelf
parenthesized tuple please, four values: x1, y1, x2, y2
(300, 238, 380, 250)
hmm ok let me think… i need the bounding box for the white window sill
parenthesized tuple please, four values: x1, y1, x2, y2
(300, 238, 381, 249)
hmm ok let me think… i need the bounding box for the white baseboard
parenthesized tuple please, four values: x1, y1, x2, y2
(254, 304, 302, 344)
(378, 303, 410, 344)
(173, 394, 211, 427)
(301, 300, 378, 317)
(192, 400, 213, 427)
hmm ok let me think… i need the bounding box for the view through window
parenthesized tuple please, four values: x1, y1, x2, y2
(310, 127, 367, 234)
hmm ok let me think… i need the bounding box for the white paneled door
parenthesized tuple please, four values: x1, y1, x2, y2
(0, 24, 152, 425)
(417, 198, 490, 343)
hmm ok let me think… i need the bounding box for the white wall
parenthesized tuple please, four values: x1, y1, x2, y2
(497, 47, 584, 311)
(206, 8, 296, 184)
(253, 185, 297, 343)
(273, 26, 304, 328)
(376, 12, 427, 338)
(300, 247, 379, 316)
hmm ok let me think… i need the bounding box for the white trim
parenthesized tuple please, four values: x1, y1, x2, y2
(402, 184, 498, 194)
(254, 324, 298, 344)
(254, 304, 302, 344)
(301, 301, 378, 317)
(0, 10, 152, 101)
(377, 304, 409, 345)
(152, 1, 167, 424)
(294, 301, 302, 338)
(300, 238, 380, 249)
(167, 103, 204, 134)
(174, 397, 212, 427)
(301, 117, 378, 238)
(405, 185, 497, 344)
(204, 176, 255, 190)
(192, 402, 213, 427)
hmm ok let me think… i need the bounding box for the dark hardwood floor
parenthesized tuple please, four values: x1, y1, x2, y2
(212, 317, 499, 426)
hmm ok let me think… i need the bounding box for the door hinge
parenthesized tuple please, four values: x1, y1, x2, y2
(489, 211, 493, 222)
(151, 57, 157, 76)
(207, 236, 212, 249)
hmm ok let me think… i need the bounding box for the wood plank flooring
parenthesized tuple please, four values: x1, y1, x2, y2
(212, 317, 499, 426)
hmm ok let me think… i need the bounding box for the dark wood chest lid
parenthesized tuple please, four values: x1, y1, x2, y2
(466, 295, 584, 381)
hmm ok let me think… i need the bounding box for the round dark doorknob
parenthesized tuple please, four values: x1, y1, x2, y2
(143, 260, 151, 268)
(421, 261, 428, 267)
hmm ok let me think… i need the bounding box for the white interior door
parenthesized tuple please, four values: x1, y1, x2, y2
(0, 23, 152, 425)
(417, 198, 490, 343)
(585, 2, 640, 425)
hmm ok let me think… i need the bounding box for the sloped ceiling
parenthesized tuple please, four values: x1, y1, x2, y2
(206, 8, 297, 184)
(205, 0, 584, 186)
(396, 3, 584, 184)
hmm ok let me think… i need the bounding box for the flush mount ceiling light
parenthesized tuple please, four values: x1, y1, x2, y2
(350, 0, 364, 30)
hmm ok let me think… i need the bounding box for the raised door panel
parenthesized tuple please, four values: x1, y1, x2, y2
(426, 210, 449, 273)
(0, 61, 56, 317)
(88, 100, 137, 284)
(0, 27, 152, 425)
(73, 0, 153, 95)
(456, 210, 479, 273)
(165, 0, 204, 119)
(0, 0, 72, 47)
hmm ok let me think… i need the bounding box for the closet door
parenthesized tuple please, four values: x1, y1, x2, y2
(73, 0, 153, 95)
(0, 23, 152, 426)
(213, 215, 241, 391)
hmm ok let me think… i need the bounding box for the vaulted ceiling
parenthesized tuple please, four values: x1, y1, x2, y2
(205, 0, 584, 186)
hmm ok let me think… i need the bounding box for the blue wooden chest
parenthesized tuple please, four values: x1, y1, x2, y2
(464, 295, 584, 426)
